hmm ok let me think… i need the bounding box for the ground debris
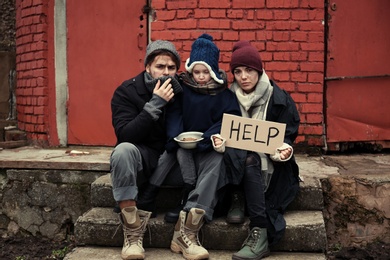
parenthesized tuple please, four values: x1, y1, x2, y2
(0, 235, 75, 260)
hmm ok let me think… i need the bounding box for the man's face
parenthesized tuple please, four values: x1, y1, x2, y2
(146, 55, 177, 78)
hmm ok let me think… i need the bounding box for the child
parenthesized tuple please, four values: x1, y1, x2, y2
(162, 33, 241, 223)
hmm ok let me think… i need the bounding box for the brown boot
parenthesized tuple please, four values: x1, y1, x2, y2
(120, 206, 151, 260)
(171, 208, 209, 260)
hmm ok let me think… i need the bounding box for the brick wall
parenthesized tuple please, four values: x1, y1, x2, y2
(15, 0, 49, 145)
(14, 0, 325, 147)
(150, 0, 325, 147)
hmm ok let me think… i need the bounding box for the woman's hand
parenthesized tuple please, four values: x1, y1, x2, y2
(271, 143, 293, 162)
(279, 147, 292, 160)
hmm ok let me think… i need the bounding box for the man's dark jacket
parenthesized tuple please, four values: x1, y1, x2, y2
(111, 72, 166, 184)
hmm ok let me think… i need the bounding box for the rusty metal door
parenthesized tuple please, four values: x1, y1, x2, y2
(325, 0, 390, 151)
(66, 0, 147, 146)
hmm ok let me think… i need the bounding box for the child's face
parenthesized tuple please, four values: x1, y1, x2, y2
(192, 64, 211, 85)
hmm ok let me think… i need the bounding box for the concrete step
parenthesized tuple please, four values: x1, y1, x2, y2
(91, 174, 324, 211)
(74, 207, 327, 252)
(64, 247, 327, 260)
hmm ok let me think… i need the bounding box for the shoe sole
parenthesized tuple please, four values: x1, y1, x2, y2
(232, 249, 270, 260)
(171, 241, 209, 260)
(226, 217, 245, 224)
(121, 253, 145, 259)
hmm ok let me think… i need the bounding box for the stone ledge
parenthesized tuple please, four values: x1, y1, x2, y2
(74, 207, 327, 252)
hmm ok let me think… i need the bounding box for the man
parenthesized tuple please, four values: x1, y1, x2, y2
(110, 40, 182, 259)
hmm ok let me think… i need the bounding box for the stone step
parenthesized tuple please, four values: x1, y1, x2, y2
(91, 174, 324, 211)
(64, 247, 327, 260)
(74, 207, 327, 252)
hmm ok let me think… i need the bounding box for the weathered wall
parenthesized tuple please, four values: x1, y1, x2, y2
(322, 176, 390, 250)
(0, 0, 15, 52)
(0, 169, 106, 240)
(0, 0, 16, 123)
(14, 0, 50, 145)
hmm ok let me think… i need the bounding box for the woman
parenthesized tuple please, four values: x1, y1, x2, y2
(215, 41, 300, 260)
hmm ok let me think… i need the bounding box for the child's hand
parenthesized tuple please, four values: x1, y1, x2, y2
(211, 134, 226, 153)
(212, 136, 223, 146)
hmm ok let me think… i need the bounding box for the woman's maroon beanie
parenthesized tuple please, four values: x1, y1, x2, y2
(230, 41, 263, 75)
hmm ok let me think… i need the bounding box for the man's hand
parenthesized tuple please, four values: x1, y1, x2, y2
(153, 78, 174, 102)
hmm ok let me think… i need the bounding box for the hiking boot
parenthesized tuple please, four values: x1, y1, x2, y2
(119, 206, 151, 260)
(171, 208, 209, 260)
(232, 227, 270, 260)
(226, 191, 245, 224)
(137, 183, 159, 218)
(165, 184, 195, 223)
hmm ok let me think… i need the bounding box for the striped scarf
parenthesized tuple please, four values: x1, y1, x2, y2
(179, 70, 227, 95)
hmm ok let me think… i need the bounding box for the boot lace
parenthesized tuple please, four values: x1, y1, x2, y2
(123, 224, 144, 247)
(243, 229, 260, 249)
(182, 222, 204, 246)
(183, 226, 199, 245)
(112, 213, 152, 245)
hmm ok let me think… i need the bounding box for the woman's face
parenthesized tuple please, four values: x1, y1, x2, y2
(233, 66, 259, 94)
(192, 64, 211, 85)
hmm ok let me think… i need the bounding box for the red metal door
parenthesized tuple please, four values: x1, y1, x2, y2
(325, 0, 390, 151)
(66, 0, 147, 146)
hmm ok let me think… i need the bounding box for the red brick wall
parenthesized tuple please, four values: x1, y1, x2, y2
(151, 0, 325, 147)
(14, 0, 325, 147)
(15, 0, 50, 146)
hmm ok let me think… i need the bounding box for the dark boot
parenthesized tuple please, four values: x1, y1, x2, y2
(164, 183, 195, 223)
(232, 227, 270, 260)
(226, 190, 245, 224)
(137, 184, 159, 218)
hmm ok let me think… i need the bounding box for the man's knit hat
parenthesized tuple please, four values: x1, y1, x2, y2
(144, 40, 181, 69)
(230, 41, 263, 74)
(185, 34, 224, 84)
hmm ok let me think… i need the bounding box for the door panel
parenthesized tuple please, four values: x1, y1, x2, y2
(67, 0, 147, 146)
(326, 0, 390, 149)
(326, 78, 390, 143)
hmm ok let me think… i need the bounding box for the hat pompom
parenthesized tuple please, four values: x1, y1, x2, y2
(230, 41, 263, 74)
(185, 33, 224, 84)
(198, 33, 213, 41)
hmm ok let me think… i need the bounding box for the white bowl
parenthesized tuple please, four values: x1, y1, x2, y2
(174, 131, 204, 149)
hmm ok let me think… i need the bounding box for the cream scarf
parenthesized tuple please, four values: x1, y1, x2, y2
(230, 71, 274, 190)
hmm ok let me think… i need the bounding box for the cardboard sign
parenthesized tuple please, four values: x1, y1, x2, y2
(220, 114, 286, 154)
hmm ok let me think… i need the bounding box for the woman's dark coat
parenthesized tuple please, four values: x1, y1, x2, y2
(224, 80, 300, 246)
